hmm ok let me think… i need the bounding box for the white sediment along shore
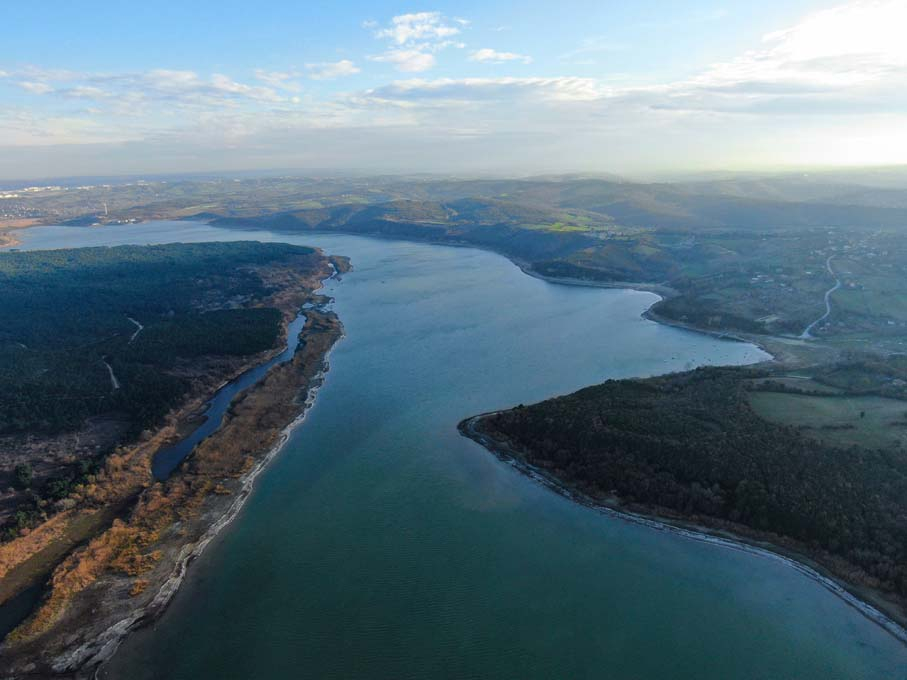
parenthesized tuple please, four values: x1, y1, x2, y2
(43, 268, 347, 675)
(60, 342, 341, 675)
(460, 414, 907, 647)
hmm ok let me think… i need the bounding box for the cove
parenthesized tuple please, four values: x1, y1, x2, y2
(16, 222, 907, 679)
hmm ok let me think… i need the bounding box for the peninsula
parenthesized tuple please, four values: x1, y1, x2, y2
(461, 363, 907, 637)
(0, 242, 349, 676)
(5, 173, 907, 664)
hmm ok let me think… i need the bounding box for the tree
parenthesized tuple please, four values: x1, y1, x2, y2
(14, 463, 32, 489)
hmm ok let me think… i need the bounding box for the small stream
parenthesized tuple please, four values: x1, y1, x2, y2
(14, 222, 907, 680)
(0, 310, 312, 642)
(151, 310, 309, 481)
(0, 584, 43, 641)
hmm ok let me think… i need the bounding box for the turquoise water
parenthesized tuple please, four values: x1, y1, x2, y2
(17, 222, 907, 679)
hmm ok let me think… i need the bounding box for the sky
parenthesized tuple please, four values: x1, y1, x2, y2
(1, 0, 906, 179)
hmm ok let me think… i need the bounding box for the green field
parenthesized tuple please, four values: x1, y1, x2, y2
(748, 390, 907, 449)
(747, 376, 843, 394)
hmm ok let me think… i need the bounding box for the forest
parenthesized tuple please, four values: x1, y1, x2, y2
(0, 242, 318, 436)
(478, 366, 907, 600)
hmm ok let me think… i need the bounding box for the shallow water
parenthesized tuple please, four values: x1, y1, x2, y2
(16, 222, 907, 679)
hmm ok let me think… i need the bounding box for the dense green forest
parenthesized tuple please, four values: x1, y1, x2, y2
(0, 242, 318, 435)
(478, 367, 907, 599)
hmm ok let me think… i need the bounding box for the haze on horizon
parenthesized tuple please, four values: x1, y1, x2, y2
(2, 0, 906, 180)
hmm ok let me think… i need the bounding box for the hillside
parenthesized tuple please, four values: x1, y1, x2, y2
(8, 174, 907, 346)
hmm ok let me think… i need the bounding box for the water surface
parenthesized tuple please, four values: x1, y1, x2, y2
(16, 222, 907, 679)
(152, 311, 309, 480)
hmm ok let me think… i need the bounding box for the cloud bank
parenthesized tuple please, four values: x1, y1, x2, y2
(1, 1, 906, 178)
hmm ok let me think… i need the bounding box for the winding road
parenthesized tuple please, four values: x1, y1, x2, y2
(126, 316, 144, 344)
(102, 359, 120, 391)
(800, 255, 841, 340)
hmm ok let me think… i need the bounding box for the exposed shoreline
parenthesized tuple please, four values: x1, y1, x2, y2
(83, 338, 340, 676)
(0, 256, 348, 678)
(458, 413, 907, 645)
(518, 264, 805, 368)
(231, 224, 790, 365)
(5, 218, 897, 666)
(0, 232, 21, 249)
(0, 218, 789, 366)
(0, 220, 40, 250)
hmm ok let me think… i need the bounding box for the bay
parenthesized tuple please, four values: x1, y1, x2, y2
(16, 221, 907, 679)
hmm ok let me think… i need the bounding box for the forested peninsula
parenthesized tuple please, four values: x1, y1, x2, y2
(463, 366, 907, 633)
(0, 242, 348, 676)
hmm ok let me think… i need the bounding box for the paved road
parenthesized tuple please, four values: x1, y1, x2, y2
(800, 256, 840, 339)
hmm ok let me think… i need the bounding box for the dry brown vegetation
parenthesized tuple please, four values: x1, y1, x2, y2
(0, 254, 345, 674)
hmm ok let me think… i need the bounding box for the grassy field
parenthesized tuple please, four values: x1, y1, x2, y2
(748, 390, 907, 449)
(525, 222, 591, 232)
(747, 376, 844, 394)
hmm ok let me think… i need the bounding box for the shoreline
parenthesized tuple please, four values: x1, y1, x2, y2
(0, 220, 41, 250)
(212, 221, 789, 366)
(519, 263, 789, 366)
(0, 217, 791, 367)
(81, 339, 340, 676)
(223, 223, 788, 365)
(458, 413, 907, 645)
(6, 219, 895, 658)
(0, 257, 347, 678)
(513, 261, 680, 299)
(0, 232, 21, 249)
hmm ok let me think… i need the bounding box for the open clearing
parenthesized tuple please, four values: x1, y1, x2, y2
(748, 390, 907, 449)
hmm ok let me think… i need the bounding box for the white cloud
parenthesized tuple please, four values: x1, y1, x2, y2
(64, 85, 109, 99)
(558, 37, 625, 61)
(0, 106, 143, 147)
(679, 0, 907, 104)
(255, 69, 303, 91)
(208, 73, 282, 101)
(17, 66, 86, 81)
(369, 50, 437, 73)
(369, 11, 464, 72)
(469, 48, 532, 64)
(374, 12, 460, 44)
(7, 67, 287, 107)
(305, 60, 361, 80)
(18, 81, 54, 94)
(360, 0, 907, 119)
(364, 77, 605, 104)
(3, 1, 907, 175)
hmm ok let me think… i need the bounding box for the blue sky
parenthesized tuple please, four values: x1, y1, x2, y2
(1, 1, 905, 178)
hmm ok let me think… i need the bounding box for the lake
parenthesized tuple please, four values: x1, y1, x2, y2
(17, 221, 907, 679)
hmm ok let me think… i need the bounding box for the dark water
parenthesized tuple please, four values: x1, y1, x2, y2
(0, 583, 43, 641)
(17, 222, 907, 679)
(152, 311, 309, 480)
